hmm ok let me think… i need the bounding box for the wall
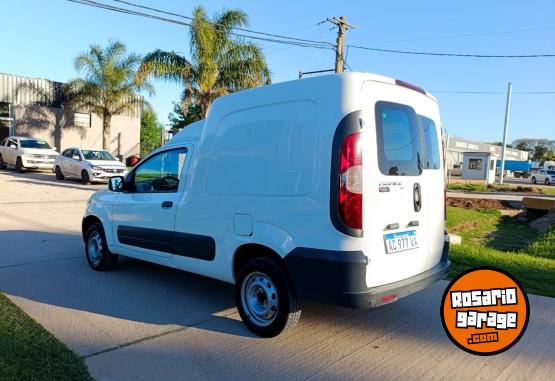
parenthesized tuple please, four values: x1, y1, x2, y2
(14, 105, 140, 157)
(2, 72, 140, 157)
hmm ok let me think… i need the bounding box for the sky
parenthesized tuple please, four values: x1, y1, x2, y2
(1, 0, 554, 143)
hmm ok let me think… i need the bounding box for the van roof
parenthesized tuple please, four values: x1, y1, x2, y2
(167, 119, 205, 145)
(167, 72, 437, 147)
(210, 72, 438, 107)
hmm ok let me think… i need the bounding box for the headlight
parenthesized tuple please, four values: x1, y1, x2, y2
(91, 165, 102, 171)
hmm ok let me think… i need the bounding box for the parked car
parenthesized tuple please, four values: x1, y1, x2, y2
(82, 72, 450, 337)
(531, 169, 555, 185)
(54, 147, 127, 184)
(0, 136, 58, 172)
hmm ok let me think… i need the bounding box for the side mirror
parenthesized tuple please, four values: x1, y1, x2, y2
(109, 176, 125, 192)
(72, 155, 81, 161)
(9, 144, 16, 149)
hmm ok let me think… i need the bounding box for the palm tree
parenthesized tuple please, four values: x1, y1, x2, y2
(136, 6, 271, 120)
(67, 41, 150, 150)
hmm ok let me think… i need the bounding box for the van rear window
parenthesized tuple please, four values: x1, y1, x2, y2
(375, 102, 422, 176)
(419, 116, 441, 170)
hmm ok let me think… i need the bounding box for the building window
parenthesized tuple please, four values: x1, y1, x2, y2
(469, 159, 482, 170)
(74, 112, 91, 128)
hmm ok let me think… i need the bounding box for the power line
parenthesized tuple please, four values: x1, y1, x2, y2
(112, 0, 336, 47)
(358, 26, 555, 45)
(68, 0, 334, 50)
(347, 45, 555, 58)
(67, 0, 555, 59)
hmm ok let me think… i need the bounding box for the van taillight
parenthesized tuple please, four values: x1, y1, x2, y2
(339, 132, 362, 229)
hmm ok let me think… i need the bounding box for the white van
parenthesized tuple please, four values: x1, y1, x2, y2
(82, 72, 450, 337)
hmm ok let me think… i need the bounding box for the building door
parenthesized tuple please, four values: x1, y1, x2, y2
(0, 102, 14, 141)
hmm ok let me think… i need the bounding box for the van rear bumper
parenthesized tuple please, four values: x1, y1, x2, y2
(284, 241, 450, 309)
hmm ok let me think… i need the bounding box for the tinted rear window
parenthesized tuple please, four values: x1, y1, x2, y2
(375, 101, 441, 176)
(419, 116, 441, 170)
(375, 102, 422, 176)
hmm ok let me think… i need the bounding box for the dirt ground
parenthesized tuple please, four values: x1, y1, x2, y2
(447, 197, 513, 210)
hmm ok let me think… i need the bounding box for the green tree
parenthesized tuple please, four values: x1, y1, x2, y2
(67, 41, 151, 150)
(140, 108, 164, 156)
(136, 5, 270, 122)
(168, 101, 203, 132)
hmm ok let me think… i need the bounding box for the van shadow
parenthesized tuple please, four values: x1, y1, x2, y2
(0, 230, 470, 348)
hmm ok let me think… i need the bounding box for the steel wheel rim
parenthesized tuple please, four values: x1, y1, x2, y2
(87, 231, 103, 265)
(241, 271, 278, 327)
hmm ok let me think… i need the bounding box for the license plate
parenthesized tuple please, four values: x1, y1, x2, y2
(384, 230, 418, 254)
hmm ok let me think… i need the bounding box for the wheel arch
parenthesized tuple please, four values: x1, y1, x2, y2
(232, 243, 288, 282)
(82, 215, 102, 241)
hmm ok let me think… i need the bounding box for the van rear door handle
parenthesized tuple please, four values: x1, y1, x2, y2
(161, 201, 173, 209)
(413, 183, 422, 212)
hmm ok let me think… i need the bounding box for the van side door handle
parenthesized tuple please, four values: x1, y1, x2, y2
(413, 183, 422, 212)
(161, 201, 173, 209)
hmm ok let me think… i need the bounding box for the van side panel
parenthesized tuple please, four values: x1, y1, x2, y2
(204, 101, 319, 197)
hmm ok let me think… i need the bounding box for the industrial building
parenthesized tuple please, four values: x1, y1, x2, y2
(444, 134, 529, 170)
(0, 72, 140, 158)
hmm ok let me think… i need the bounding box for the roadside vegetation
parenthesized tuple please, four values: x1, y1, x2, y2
(136, 5, 271, 129)
(0, 294, 92, 381)
(446, 206, 555, 297)
(447, 182, 555, 195)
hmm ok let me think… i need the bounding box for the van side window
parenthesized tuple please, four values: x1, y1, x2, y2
(419, 116, 441, 170)
(375, 102, 422, 176)
(132, 148, 187, 193)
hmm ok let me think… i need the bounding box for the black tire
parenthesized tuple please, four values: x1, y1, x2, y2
(15, 157, 25, 173)
(546, 179, 551, 185)
(81, 170, 90, 185)
(0, 154, 6, 169)
(55, 166, 65, 180)
(85, 222, 118, 271)
(235, 257, 301, 337)
(532, 177, 537, 184)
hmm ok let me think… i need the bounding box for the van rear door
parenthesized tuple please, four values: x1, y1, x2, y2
(361, 81, 444, 288)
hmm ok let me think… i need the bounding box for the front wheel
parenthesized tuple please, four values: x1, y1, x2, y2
(81, 170, 90, 185)
(16, 157, 24, 173)
(532, 177, 537, 184)
(85, 222, 118, 271)
(55, 166, 65, 180)
(546, 179, 551, 185)
(235, 257, 301, 337)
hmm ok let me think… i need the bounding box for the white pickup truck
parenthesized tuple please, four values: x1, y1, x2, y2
(0, 136, 59, 172)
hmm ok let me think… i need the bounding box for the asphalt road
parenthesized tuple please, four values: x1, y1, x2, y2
(1, 170, 554, 381)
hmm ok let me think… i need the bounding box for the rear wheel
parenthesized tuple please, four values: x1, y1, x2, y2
(85, 222, 118, 271)
(81, 170, 90, 185)
(0, 154, 6, 169)
(532, 177, 537, 184)
(15, 157, 24, 173)
(55, 166, 65, 180)
(235, 257, 301, 337)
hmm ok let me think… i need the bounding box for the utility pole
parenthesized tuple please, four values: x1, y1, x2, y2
(326, 16, 356, 73)
(499, 82, 513, 185)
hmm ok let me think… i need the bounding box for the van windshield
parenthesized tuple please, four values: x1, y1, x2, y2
(375, 101, 440, 176)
